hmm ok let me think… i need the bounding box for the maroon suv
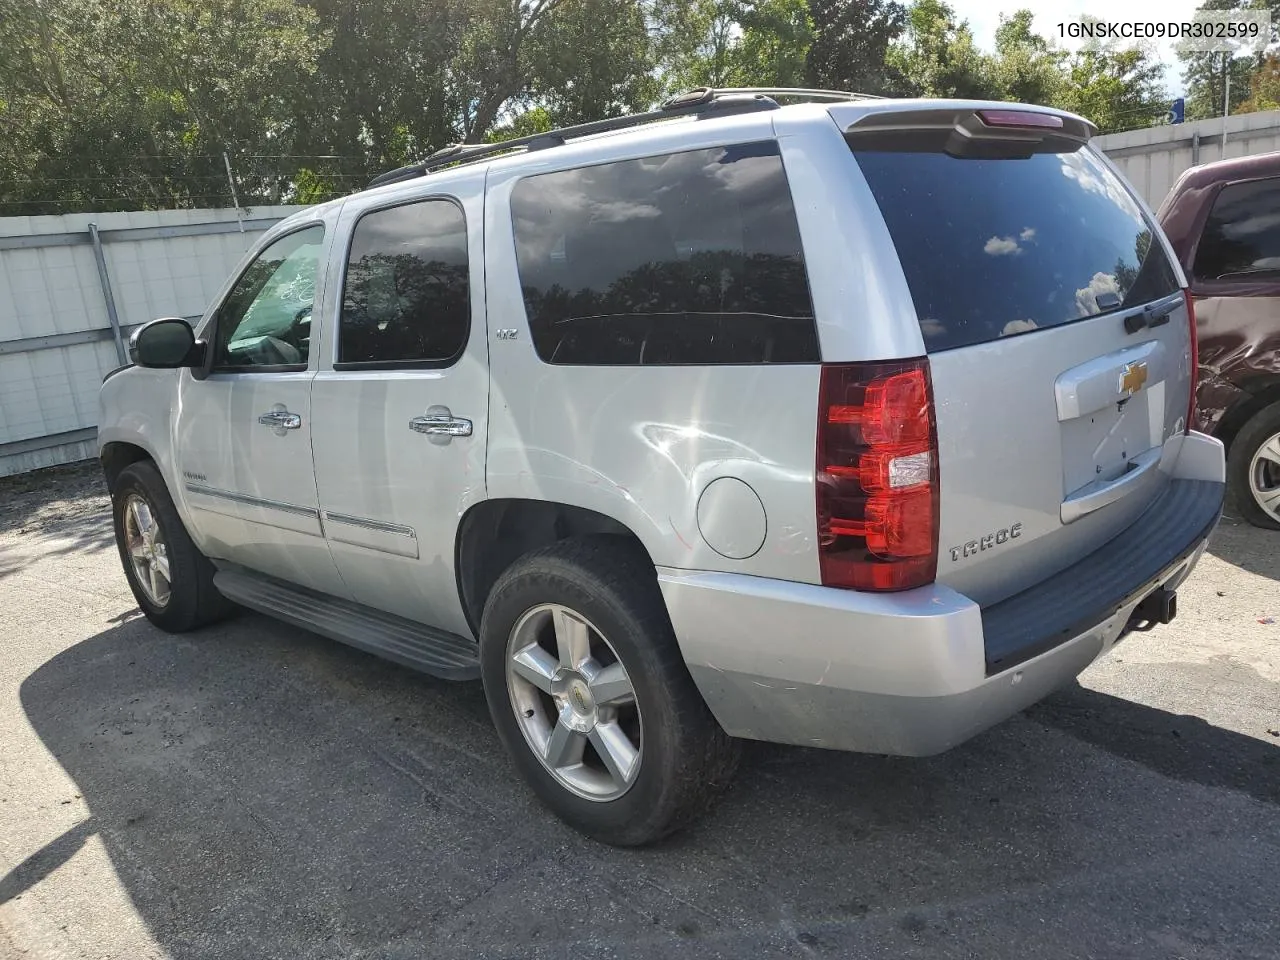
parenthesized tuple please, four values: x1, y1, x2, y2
(1159, 152, 1280, 529)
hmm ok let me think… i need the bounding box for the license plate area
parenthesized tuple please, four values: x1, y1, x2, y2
(1055, 339, 1167, 498)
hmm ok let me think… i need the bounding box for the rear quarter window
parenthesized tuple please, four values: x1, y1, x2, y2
(852, 145, 1180, 351)
(509, 141, 819, 365)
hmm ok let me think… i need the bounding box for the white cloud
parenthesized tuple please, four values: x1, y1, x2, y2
(1001, 319, 1039, 336)
(1074, 272, 1121, 317)
(919, 318, 947, 339)
(985, 236, 1022, 256)
(1059, 151, 1144, 225)
(1020, 227, 1037, 241)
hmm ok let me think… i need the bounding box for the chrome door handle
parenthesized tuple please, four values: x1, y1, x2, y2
(409, 415, 472, 437)
(258, 411, 301, 430)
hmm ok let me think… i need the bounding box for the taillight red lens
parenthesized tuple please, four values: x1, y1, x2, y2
(817, 360, 939, 592)
(1184, 289, 1198, 434)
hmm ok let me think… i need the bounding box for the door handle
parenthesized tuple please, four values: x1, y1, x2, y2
(409, 414, 472, 437)
(258, 411, 302, 430)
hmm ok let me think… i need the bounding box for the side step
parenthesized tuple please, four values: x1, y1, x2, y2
(213, 567, 479, 681)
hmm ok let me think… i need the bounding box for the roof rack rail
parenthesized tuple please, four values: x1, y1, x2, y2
(366, 87, 881, 190)
(667, 87, 885, 105)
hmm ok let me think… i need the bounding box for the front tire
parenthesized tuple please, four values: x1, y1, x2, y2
(1227, 402, 1280, 530)
(111, 460, 234, 631)
(479, 537, 738, 846)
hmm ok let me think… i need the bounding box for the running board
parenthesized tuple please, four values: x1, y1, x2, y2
(212, 567, 479, 680)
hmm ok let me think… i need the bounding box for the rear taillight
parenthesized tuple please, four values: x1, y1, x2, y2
(817, 360, 939, 591)
(1184, 289, 1198, 434)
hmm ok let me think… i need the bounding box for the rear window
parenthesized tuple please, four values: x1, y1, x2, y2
(510, 141, 818, 365)
(852, 146, 1180, 352)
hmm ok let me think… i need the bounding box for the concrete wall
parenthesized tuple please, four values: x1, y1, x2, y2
(0, 206, 304, 477)
(1095, 109, 1280, 211)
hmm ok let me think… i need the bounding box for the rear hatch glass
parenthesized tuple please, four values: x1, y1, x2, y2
(847, 129, 1191, 607)
(852, 146, 1179, 351)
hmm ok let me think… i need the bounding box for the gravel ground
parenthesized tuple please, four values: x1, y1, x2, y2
(0, 461, 1277, 960)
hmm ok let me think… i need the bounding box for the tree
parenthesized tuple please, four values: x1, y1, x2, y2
(885, 0, 995, 99)
(649, 0, 745, 92)
(1237, 52, 1280, 112)
(736, 0, 814, 88)
(1058, 27, 1169, 134)
(526, 0, 657, 126)
(805, 0, 905, 95)
(1178, 0, 1279, 121)
(0, 0, 327, 214)
(988, 8, 1066, 106)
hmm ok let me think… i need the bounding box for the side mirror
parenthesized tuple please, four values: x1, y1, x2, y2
(130, 318, 203, 368)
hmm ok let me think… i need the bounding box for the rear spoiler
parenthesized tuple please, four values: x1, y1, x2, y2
(844, 106, 1096, 158)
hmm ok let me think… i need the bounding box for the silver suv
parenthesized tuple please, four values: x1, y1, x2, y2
(100, 89, 1226, 845)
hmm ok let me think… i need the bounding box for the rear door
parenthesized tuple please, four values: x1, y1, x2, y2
(309, 173, 488, 639)
(836, 104, 1192, 605)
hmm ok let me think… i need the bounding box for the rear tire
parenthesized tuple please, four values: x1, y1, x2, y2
(1227, 402, 1280, 530)
(478, 537, 739, 846)
(111, 460, 235, 631)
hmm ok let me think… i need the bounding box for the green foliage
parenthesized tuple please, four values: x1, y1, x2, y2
(737, 0, 815, 87)
(988, 9, 1065, 106)
(0, 0, 1198, 214)
(1, 0, 327, 213)
(527, 0, 658, 125)
(1178, 0, 1276, 121)
(1237, 53, 1280, 112)
(1058, 20, 1169, 134)
(885, 0, 995, 98)
(805, 0, 903, 95)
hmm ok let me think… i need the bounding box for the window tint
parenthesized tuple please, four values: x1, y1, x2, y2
(1193, 177, 1280, 281)
(851, 146, 1180, 352)
(214, 226, 324, 369)
(510, 141, 818, 365)
(338, 199, 470, 366)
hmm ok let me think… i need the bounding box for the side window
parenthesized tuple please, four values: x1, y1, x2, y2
(1194, 177, 1280, 281)
(213, 226, 325, 370)
(510, 141, 819, 365)
(337, 199, 470, 367)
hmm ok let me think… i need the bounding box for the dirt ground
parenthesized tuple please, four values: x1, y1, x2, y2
(1, 461, 1277, 960)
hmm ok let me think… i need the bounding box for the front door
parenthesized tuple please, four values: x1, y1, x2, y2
(310, 182, 489, 637)
(176, 222, 349, 597)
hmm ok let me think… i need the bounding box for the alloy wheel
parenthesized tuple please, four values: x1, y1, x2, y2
(124, 494, 171, 607)
(1248, 431, 1280, 523)
(505, 603, 643, 801)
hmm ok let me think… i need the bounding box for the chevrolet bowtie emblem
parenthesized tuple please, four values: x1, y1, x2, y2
(1119, 361, 1149, 397)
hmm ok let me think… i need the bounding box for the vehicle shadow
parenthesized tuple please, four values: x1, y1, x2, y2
(1207, 514, 1280, 582)
(9, 616, 1279, 958)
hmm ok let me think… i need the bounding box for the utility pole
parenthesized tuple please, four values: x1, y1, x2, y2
(223, 151, 245, 232)
(1222, 51, 1231, 158)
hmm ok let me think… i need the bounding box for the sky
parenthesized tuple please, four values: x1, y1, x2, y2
(952, 0, 1213, 96)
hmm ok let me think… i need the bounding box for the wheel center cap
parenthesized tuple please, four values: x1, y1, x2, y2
(567, 679, 594, 717)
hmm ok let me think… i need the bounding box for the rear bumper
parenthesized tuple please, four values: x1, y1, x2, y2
(658, 433, 1225, 756)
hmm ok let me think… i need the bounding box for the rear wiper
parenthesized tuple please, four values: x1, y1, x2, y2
(1123, 299, 1176, 334)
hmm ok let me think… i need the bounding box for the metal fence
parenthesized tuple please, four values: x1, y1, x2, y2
(0, 206, 302, 477)
(1094, 108, 1280, 210)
